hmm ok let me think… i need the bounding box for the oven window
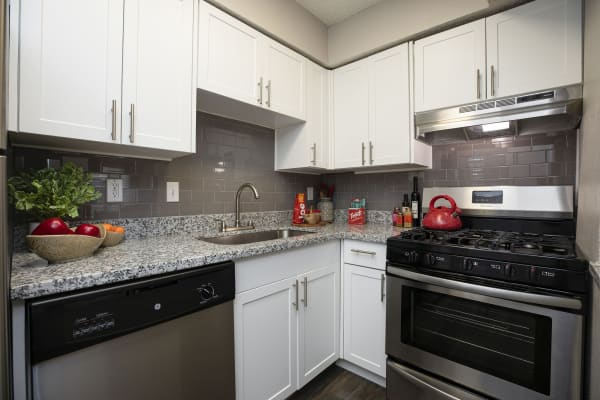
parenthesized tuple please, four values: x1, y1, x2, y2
(401, 287, 551, 395)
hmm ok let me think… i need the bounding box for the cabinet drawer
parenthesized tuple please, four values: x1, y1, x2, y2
(343, 240, 386, 270)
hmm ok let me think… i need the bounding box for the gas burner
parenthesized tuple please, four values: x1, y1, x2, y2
(397, 228, 575, 258)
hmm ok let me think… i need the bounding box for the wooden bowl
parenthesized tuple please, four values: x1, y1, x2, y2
(303, 213, 321, 225)
(102, 230, 125, 247)
(26, 224, 106, 263)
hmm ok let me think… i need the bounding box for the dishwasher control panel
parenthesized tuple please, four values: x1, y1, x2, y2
(72, 313, 116, 339)
(28, 261, 235, 364)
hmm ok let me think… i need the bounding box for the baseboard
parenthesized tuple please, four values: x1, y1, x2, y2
(336, 359, 387, 388)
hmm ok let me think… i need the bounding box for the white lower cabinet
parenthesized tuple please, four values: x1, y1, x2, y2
(342, 239, 387, 379)
(235, 277, 298, 400)
(343, 264, 386, 378)
(234, 242, 340, 400)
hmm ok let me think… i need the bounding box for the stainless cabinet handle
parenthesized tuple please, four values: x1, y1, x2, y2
(311, 143, 317, 165)
(257, 77, 263, 105)
(292, 280, 299, 310)
(350, 248, 376, 255)
(490, 65, 495, 97)
(301, 276, 308, 307)
(111, 99, 117, 141)
(476, 69, 481, 99)
(361, 142, 366, 166)
(380, 274, 385, 302)
(129, 104, 135, 143)
(369, 141, 374, 165)
(265, 80, 271, 107)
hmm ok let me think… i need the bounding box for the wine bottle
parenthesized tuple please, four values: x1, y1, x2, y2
(411, 176, 421, 227)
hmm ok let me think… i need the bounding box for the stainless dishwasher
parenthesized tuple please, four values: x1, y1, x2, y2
(27, 261, 235, 400)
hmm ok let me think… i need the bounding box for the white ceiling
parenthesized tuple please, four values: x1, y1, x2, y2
(295, 0, 387, 26)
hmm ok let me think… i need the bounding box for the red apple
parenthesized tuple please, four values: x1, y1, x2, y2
(74, 224, 101, 238)
(31, 218, 73, 235)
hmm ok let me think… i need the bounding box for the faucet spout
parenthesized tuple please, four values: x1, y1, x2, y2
(235, 183, 260, 228)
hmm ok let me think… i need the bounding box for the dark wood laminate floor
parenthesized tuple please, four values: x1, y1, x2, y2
(288, 365, 386, 400)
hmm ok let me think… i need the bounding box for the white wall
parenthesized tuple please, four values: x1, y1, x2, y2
(327, 0, 488, 66)
(577, 0, 600, 263)
(209, 0, 328, 64)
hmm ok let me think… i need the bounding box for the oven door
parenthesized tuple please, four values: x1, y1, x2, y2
(386, 266, 583, 400)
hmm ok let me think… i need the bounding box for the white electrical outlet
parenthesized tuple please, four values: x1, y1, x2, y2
(106, 179, 123, 202)
(166, 182, 179, 202)
(306, 186, 314, 201)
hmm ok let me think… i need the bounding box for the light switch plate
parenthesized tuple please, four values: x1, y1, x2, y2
(166, 182, 179, 202)
(307, 186, 314, 201)
(106, 179, 123, 202)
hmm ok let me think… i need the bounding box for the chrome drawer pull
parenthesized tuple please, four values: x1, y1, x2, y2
(350, 249, 376, 256)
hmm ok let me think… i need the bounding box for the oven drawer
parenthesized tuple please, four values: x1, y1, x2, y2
(343, 240, 386, 270)
(387, 360, 487, 400)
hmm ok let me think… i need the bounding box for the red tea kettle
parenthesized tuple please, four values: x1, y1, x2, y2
(422, 195, 462, 231)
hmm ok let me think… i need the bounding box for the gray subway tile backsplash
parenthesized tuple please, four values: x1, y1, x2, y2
(11, 112, 577, 217)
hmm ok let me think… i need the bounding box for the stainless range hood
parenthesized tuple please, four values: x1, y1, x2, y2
(414, 85, 582, 145)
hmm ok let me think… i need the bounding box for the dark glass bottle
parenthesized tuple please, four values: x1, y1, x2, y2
(411, 176, 421, 227)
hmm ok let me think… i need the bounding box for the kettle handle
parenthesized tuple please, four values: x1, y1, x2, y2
(429, 195, 458, 213)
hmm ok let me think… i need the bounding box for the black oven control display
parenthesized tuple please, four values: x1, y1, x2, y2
(472, 190, 503, 204)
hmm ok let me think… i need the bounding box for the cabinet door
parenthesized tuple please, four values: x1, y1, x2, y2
(369, 44, 411, 166)
(264, 39, 306, 120)
(414, 20, 486, 112)
(235, 277, 298, 400)
(198, 1, 263, 107)
(333, 59, 370, 169)
(486, 0, 582, 98)
(19, 0, 123, 142)
(343, 264, 386, 377)
(274, 62, 329, 170)
(298, 265, 339, 388)
(122, 0, 195, 152)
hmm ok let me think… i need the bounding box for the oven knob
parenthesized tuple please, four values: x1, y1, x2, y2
(409, 251, 419, 264)
(463, 259, 475, 272)
(425, 253, 437, 266)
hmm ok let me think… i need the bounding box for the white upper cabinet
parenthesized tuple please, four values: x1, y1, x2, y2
(15, 0, 197, 158)
(122, 0, 196, 152)
(275, 61, 330, 171)
(197, 1, 306, 121)
(333, 59, 370, 169)
(369, 45, 412, 166)
(333, 43, 431, 170)
(19, 0, 124, 143)
(414, 0, 582, 112)
(414, 20, 486, 112)
(486, 0, 582, 98)
(197, 1, 263, 106)
(264, 39, 306, 120)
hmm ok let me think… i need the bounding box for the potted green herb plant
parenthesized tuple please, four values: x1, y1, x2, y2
(8, 162, 102, 232)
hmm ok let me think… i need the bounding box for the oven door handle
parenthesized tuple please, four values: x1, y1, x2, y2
(387, 266, 582, 311)
(388, 361, 485, 400)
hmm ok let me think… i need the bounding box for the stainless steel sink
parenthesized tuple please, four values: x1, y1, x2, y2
(198, 229, 315, 245)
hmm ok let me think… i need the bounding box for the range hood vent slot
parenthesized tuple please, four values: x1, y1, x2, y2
(415, 85, 582, 145)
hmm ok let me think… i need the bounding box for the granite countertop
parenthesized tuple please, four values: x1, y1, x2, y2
(11, 222, 406, 300)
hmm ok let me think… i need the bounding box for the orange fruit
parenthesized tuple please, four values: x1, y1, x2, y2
(113, 226, 125, 234)
(102, 223, 114, 231)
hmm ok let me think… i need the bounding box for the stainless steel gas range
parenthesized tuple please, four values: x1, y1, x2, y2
(385, 186, 588, 400)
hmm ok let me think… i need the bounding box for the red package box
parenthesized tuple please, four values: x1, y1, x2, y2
(348, 208, 366, 225)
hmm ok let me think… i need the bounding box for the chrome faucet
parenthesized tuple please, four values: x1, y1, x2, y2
(218, 183, 260, 232)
